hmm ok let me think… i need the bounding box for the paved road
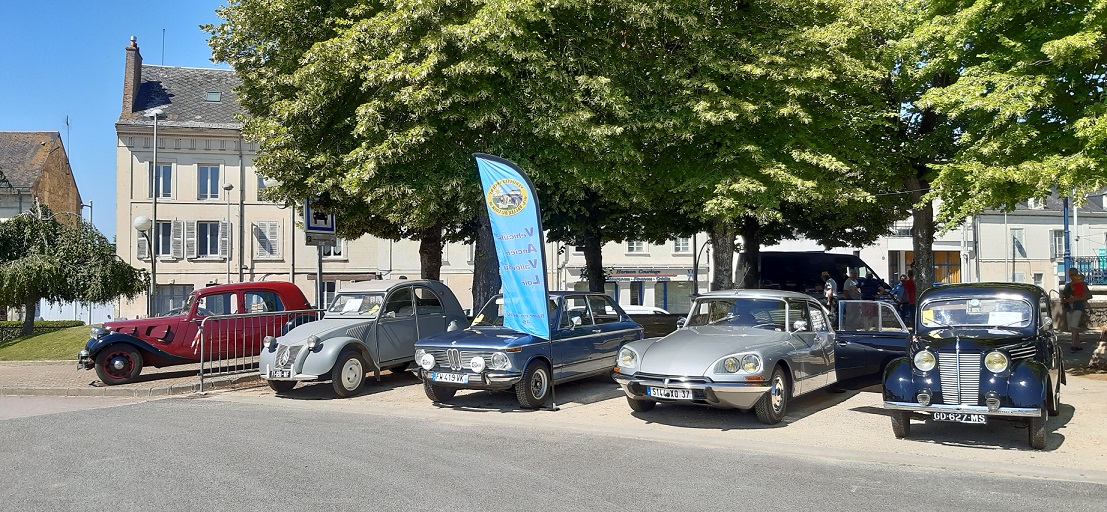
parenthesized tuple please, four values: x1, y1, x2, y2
(2, 391, 1105, 512)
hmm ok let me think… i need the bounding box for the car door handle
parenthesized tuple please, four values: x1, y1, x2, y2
(591, 329, 601, 334)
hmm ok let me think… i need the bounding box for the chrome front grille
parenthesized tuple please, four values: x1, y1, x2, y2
(427, 349, 496, 371)
(633, 373, 713, 385)
(274, 345, 302, 370)
(1008, 345, 1037, 362)
(938, 352, 980, 405)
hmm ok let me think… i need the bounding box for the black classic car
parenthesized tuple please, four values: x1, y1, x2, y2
(883, 283, 1064, 449)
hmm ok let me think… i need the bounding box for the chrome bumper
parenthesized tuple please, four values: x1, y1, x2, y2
(613, 373, 770, 410)
(418, 369, 521, 390)
(883, 401, 1041, 418)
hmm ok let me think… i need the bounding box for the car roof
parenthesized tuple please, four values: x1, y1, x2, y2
(336, 279, 440, 293)
(695, 288, 818, 300)
(195, 281, 301, 294)
(920, 282, 1045, 302)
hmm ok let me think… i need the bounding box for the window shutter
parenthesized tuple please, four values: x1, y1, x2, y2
(185, 221, 197, 258)
(219, 221, 230, 259)
(171, 220, 184, 259)
(268, 221, 281, 258)
(137, 235, 148, 259)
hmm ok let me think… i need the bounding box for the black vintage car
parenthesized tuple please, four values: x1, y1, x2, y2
(882, 283, 1064, 449)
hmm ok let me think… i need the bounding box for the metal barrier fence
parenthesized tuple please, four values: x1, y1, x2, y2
(1073, 256, 1107, 285)
(197, 309, 322, 393)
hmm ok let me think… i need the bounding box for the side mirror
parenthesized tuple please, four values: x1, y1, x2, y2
(571, 316, 583, 327)
(793, 320, 808, 332)
(676, 317, 687, 329)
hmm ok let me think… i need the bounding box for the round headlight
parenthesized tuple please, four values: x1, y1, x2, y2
(419, 352, 436, 370)
(618, 347, 637, 369)
(914, 350, 937, 372)
(723, 357, 739, 373)
(984, 351, 1009, 373)
(90, 326, 107, 338)
(415, 349, 426, 361)
(491, 352, 509, 370)
(306, 335, 320, 350)
(262, 335, 276, 350)
(470, 356, 486, 373)
(741, 354, 761, 373)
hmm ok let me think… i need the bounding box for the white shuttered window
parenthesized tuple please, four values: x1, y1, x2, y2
(254, 221, 281, 259)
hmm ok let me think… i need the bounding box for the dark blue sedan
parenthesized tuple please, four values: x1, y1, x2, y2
(414, 292, 644, 408)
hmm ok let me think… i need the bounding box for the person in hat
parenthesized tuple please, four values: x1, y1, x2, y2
(821, 270, 837, 308)
(1062, 267, 1093, 351)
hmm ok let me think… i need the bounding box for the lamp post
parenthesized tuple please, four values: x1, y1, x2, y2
(133, 215, 156, 318)
(691, 235, 710, 296)
(223, 182, 234, 283)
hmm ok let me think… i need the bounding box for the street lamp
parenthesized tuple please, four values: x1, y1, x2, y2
(223, 182, 234, 283)
(133, 215, 156, 318)
(692, 236, 710, 296)
(144, 108, 164, 264)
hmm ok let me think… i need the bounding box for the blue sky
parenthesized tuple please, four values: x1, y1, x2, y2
(0, 0, 229, 238)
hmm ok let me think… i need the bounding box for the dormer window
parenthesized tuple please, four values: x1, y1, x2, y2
(204, 91, 222, 102)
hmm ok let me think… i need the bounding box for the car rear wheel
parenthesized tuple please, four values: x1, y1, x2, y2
(1028, 407, 1048, 449)
(626, 396, 656, 412)
(267, 380, 296, 393)
(890, 411, 911, 438)
(754, 366, 789, 425)
(94, 345, 143, 385)
(331, 350, 367, 397)
(423, 380, 456, 403)
(515, 361, 551, 409)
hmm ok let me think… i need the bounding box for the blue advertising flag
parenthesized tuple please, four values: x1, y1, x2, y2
(474, 153, 550, 340)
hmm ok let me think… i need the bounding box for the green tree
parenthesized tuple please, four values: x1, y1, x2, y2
(887, 1, 1105, 294)
(0, 203, 148, 335)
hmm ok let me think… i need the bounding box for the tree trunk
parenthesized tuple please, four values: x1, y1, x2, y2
(737, 215, 761, 289)
(582, 227, 605, 293)
(909, 172, 936, 298)
(418, 223, 444, 280)
(21, 294, 37, 336)
(472, 208, 501, 313)
(709, 218, 738, 291)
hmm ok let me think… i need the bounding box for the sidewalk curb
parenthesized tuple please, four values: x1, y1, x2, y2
(0, 374, 266, 398)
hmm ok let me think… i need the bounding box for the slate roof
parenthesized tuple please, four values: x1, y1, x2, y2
(118, 65, 243, 129)
(0, 131, 63, 189)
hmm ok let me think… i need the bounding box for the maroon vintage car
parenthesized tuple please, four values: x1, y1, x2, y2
(78, 281, 315, 384)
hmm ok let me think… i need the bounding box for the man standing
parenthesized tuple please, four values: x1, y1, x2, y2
(903, 269, 917, 325)
(1062, 267, 1093, 351)
(821, 271, 837, 308)
(843, 269, 862, 300)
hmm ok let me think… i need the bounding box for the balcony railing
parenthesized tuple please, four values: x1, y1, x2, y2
(1074, 257, 1107, 285)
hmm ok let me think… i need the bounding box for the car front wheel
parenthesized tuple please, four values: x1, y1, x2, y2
(515, 361, 551, 409)
(423, 380, 456, 403)
(754, 366, 789, 424)
(626, 396, 656, 412)
(267, 380, 296, 393)
(890, 411, 911, 438)
(94, 345, 143, 385)
(1028, 407, 1048, 450)
(331, 350, 367, 397)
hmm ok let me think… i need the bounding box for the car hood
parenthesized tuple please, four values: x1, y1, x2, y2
(278, 318, 374, 345)
(638, 326, 793, 376)
(102, 315, 185, 331)
(416, 326, 531, 350)
(916, 328, 1037, 351)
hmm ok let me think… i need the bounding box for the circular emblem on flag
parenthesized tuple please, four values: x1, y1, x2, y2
(486, 179, 528, 216)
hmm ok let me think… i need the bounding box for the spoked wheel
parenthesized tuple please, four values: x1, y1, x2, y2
(754, 366, 790, 425)
(94, 345, 143, 385)
(515, 361, 551, 409)
(331, 350, 367, 397)
(890, 411, 911, 438)
(626, 396, 656, 412)
(1028, 407, 1048, 450)
(423, 380, 456, 403)
(267, 380, 296, 393)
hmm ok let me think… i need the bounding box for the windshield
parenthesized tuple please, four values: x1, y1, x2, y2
(686, 297, 787, 329)
(327, 293, 386, 316)
(920, 298, 1033, 329)
(471, 296, 559, 327)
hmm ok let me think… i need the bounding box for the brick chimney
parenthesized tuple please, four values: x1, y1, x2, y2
(121, 36, 143, 118)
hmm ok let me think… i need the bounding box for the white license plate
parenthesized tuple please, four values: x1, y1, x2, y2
(932, 412, 987, 424)
(433, 372, 469, 384)
(269, 368, 291, 379)
(647, 387, 692, 400)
